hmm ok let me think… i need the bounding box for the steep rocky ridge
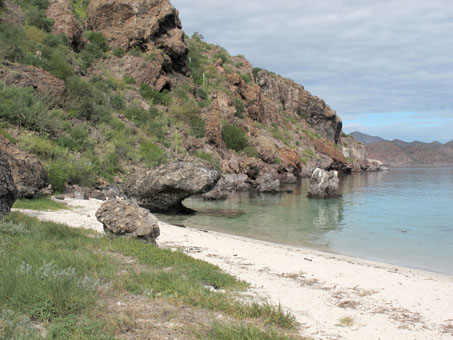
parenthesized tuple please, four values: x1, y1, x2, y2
(86, 0, 188, 75)
(0, 0, 374, 199)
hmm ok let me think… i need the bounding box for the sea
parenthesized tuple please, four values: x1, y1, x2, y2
(159, 167, 453, 275)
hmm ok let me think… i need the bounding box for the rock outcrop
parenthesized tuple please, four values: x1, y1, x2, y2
(86, 0, 188, 74)
(46, 0, 83, 50)
(0, 149, 17, 217)
(124, 161, 221, 213)
(0, 136, 49, 199)
(96, 199, 160, 244)
(308, 168, 340, 198)
(0, 62, 65, 98)
(256, 70, 343, 144)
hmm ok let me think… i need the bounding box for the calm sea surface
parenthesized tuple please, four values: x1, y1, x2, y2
(159, 168, 453, 275)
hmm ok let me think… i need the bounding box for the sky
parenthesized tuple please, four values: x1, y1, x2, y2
(171, 0, 453, 143)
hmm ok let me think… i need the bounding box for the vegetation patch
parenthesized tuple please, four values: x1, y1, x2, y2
(222, 124, 248, 152)
(13, 197, 69, 211)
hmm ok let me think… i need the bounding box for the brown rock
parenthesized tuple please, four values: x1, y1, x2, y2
(94, 54, 171, 92)
(0, 136, 49, 199)
(0, 62, 65, 98)
(46, 0, 83, 50)
(96, 199, 160, 244)
(86, 0, 188, 74)
(0, 149, 17, 217)
(253, 135, 278, 163)
(205, 101, 223, 147)
(256, 70, 342, 144)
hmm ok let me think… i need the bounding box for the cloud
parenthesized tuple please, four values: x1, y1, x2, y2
(171, 0, 453, 141)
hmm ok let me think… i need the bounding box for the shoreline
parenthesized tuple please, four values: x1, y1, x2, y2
(14, 198, 453, 340)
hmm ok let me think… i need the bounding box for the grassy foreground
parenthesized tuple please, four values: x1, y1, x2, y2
(0, 212, 305, 340)
(12, 197, 69, 211)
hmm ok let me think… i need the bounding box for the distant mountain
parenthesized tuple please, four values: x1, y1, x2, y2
(349, 131, 386, 145)
(367, 140, 453, 166)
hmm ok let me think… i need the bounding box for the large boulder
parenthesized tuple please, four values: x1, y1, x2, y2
(308, 168, 340, 198)
(0, 149, 17, 217)
(86, 0, 188, 74)
(96, 199, 160, 244)
(124, 161, 221, 213)
(0, 137, 49, 199)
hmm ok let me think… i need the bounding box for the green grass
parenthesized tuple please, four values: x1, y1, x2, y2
(200, 322, 300, 340)
(13, 197, 69, 211)
(0, 212, 298, 338)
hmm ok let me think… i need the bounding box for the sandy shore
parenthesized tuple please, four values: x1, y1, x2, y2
(15, 198, 453, 340)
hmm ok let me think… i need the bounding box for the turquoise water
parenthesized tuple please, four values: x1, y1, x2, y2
(159, 168, 453, 275)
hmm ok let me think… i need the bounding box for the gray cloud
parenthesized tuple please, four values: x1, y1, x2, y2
(172, 0, 453, 141)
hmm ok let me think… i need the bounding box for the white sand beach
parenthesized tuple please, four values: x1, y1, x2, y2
(15, 198, 453, 340)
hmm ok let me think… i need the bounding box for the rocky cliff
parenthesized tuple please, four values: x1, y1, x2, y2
(0, 0, 373, 196)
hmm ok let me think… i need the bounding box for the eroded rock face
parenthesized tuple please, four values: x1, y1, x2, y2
(308, 168, 340, 198)
(256, 70, 342, 144)
(124, 161, 221, 213)
(0, 149, 17, 217)
(86, 0, 188, 74)
(96, 199, 160, 244)
(0, 62, 65, 98)
(46, 0, 83, 50)
(0, 136, 49, 199)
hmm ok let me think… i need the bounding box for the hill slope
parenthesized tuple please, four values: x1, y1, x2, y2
(349, 131, 385, 145)
(0, 0, 374, 195)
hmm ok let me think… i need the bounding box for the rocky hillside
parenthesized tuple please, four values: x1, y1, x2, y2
(349, 131, 385, 145)
(368, 139, 453, 166)
(0, 0, 374, 196)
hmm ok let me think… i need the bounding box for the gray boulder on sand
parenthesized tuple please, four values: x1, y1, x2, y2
(0, 149, 18, 217)
(123, 161, 221, 213)
(308, 168, 340, 198)
(95, 199, 160, 244)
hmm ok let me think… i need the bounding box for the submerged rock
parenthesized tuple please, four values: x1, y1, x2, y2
(95, 199, 160, 244)
(308, 168, 340, 198)
(0, 149, 17, 217)
(124, 161, 221, 213)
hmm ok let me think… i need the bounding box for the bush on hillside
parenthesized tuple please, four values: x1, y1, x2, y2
(0, 85, 61, 134)
(139, 84, 171, 106)
(222, 124, 248, 152)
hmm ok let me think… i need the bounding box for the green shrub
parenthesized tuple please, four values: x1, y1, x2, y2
(72, 0, 89, 21)
(128, 46, 141, 57)
(0, 310, 42, 340)
(190, 116, 205, 138)
(239, 72, 252, 84)
(111, 95, 125, 110)
(243, 146, 258, 158)
(0, 85, 61, 134)
(19, 135, 67, 160)
(48, 51, 73, 79)
(0, 25, 26, 62)
(139, 84, 171, 106)
(234, 98, 246, 119)
(27, 7, 54, 32)
(87, 31, 108, 52)
(139, 141, 167, 167)
(252, 67, 262, 80)
(113, 47, 125, 57)
(44, 34, 70, 48)
(194, 151, 220, 171)
(222, 124, 248, 152)
(213, 50, 229, 63)
(123, 74, 136, 85)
